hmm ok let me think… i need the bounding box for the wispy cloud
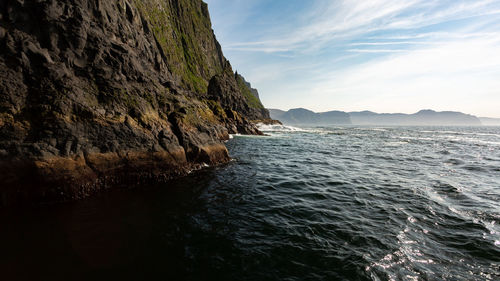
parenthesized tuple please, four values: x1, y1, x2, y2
(206, 0, 500, 117)
(303, 35, 500, 115)
(347, 49, 407, 53)
(225, 0, 500, 54)
(349, 42, 435, 46)
(225, 46, 292, 53)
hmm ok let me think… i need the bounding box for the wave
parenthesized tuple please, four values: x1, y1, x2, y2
(420, 130, 500, 137)
(385, 141, 409, 146)
(230, 133, 266, 139)
(256, 123, 316, 133)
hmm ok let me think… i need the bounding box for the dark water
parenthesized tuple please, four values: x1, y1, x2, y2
(2, 126, 500, 281)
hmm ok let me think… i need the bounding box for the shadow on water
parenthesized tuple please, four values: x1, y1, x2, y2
(0, 168, 238, 281)
(0, 165, 373, 281)
(2, 126, 500, 281)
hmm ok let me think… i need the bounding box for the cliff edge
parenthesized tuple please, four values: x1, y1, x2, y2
(0, 0, 272, 205)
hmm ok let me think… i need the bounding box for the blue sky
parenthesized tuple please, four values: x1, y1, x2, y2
(204, 0, 500, 117)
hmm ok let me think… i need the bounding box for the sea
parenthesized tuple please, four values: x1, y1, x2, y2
(1, 125, 499, 281)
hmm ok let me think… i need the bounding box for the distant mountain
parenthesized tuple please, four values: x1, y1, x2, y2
(479, 117, 500, 126)
(350, 110, 482, 125)
(270, 108, 484, 126)
(269, 108, 352, 125)
(268, 109, 287, 120)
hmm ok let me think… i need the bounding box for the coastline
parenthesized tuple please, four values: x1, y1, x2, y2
(0, 1, 277, 207)
(0, 143, 230, 207)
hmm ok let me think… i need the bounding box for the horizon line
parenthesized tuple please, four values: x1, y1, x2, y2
(267, 107, 500, 119)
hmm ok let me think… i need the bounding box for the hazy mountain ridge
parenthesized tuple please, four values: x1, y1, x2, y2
(479, 117, 500, 126)
(350, 109, 482, 126)
(270, 108, 484, 126)
(269, 108, 351, 125)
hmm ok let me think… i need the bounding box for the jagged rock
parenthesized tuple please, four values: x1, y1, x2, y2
(0, 0, 274, 206)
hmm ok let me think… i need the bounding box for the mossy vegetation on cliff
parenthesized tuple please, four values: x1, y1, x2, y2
(235, 75, 264, 109)
(0, 0, 270, 205)
(132, 0, 223, 94)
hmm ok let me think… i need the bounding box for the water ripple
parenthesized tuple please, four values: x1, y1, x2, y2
(2, 126, 500, 280)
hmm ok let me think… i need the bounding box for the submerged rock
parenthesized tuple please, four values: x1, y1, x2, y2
(0, 0, 273, 206)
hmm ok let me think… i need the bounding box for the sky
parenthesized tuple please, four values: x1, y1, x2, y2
(204, 0, 500, 118)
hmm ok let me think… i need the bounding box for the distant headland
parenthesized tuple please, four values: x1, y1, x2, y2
(269, 108, 499, 126)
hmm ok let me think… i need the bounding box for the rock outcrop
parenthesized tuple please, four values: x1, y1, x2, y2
(207, 66, 270, 133)
(0, 0, 272, 206)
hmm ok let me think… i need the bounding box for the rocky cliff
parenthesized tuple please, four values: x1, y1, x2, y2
(0, 0, 271, 206)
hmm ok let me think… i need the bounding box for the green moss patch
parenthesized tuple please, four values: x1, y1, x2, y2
(235, 75, 264, 109)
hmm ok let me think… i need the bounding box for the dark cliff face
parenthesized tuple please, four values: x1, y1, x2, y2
(207, 66, 270, 124)
(236, 73, 260, 100)
(0, 0, 270, 205)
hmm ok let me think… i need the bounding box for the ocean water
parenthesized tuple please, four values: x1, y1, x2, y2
(1, 126, 500, 280)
